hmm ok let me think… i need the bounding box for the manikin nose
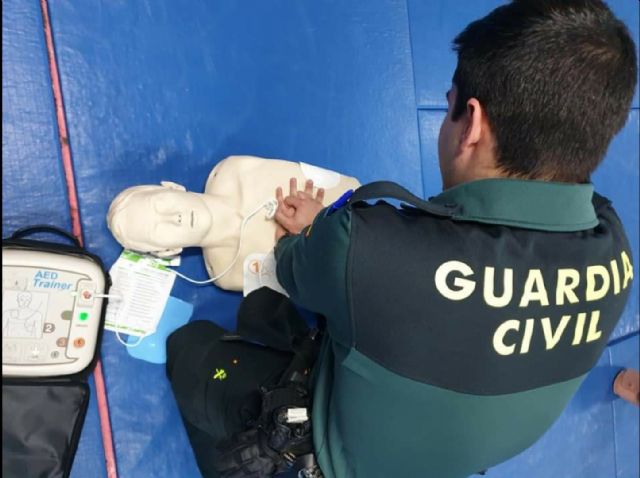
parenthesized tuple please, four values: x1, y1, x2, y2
(174, 211, 194, 226)
(172, 212, 184, 226)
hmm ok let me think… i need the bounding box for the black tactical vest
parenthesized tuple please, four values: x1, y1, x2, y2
(348, 183, 632, 395)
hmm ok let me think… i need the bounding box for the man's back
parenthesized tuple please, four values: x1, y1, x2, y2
(276, 179, 633, 477)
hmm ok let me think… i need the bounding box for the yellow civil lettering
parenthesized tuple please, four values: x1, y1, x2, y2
(541, 315, 571, 350)
(572, 312, 586, 345)
(586, 310, 602, 342)
(493, 320, 520, 356)
(520, 318, 535, 354)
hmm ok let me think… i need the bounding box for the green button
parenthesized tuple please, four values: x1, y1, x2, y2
(79, 312, 89, 321)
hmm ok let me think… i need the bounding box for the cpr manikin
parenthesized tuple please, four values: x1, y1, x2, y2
(107, 155, 360, 291)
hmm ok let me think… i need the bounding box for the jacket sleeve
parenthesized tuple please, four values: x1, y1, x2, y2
(275, 207, 351, 318)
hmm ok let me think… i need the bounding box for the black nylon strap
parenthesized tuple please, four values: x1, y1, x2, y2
(9, 224, 81, 248)
(349, 181, 459, 217)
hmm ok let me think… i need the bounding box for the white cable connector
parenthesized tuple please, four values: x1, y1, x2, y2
(69, 291, 123, 300)
(165, 198, 279, 285)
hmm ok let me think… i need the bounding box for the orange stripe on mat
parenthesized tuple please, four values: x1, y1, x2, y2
(39, 2, 118, 477)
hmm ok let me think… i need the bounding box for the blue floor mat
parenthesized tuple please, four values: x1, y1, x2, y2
(3, 1, 638, 477)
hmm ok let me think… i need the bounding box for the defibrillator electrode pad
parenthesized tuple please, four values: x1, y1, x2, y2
(2, 244, 106, 377)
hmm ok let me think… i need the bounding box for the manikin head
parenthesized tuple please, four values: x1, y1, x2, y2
(437, 0, 637, 190)
(107, 181, 213, 257)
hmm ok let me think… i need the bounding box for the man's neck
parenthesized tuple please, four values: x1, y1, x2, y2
(445, 168, 507, 190)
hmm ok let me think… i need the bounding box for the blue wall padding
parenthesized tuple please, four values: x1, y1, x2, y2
(2, 1, 71, 233)
(591, 111, 640, 340)
(408, 0, 639, 109)
(488, 350, 618, 478)
(2, 0, 639, 477)
(491, 334, 640, 478)
(45, 2, 425, 476)
(2, 2, 106, 477)
(94, 352, 200, 477)
(610, 335, 640, 478)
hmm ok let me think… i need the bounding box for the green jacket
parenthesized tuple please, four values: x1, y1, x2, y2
(275, 179, 633, 478)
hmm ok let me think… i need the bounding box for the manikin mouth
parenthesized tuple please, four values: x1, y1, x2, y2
(190, 210, 195, 228)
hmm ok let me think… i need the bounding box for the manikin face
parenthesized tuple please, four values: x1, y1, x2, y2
(113, 187, 213, 252)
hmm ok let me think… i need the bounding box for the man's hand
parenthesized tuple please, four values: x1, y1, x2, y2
(275, 178, 325, 240)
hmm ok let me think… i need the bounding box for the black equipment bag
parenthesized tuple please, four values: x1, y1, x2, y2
(214, 288, 324, 478)
(2, 226, 110, 478)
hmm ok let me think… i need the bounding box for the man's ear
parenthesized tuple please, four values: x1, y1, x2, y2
(461, 97, 484, 148)
(160, 181, 187, 191)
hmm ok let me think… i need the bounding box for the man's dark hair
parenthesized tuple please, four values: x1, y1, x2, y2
(452, 0, 638, 182)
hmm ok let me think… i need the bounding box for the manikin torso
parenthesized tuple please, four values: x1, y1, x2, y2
(107, 156, 360, 291)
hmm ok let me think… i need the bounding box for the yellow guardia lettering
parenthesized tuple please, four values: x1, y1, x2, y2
(434, 260, 476, 301)
(435, 249, 631, 306)
(483, 267, 513, 308)
(556, 269, 580, 305)
(610, 259, 621, 295)
(621, 251, 634, 290)
(519, 270, 549, 307)
(586, 265, 610, 301)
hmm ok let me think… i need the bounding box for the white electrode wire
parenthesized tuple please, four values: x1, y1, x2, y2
(114, 324, 147, 347)
(108, 291, 149, 348)
(165, 199, 276, 285)
(93, 293, 120, 299)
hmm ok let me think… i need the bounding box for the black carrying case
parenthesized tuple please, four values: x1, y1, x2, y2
(2, 226, 111, 478)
